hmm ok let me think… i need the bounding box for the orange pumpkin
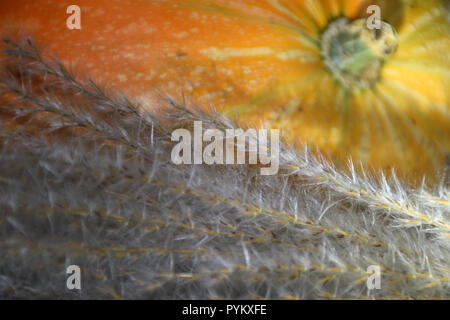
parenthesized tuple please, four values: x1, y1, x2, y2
(1, 0, 449, 183)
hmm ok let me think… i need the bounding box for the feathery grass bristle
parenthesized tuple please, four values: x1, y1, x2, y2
(0, 38, 448, 299)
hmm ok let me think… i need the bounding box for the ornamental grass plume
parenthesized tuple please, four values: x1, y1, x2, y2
(0, 39, 448, 299)
(1, 0, 449, 182)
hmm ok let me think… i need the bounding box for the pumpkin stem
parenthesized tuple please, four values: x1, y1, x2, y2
(321, 18, 398, 90)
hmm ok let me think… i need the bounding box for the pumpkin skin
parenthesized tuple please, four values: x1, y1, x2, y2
(0, 0, 449, 183)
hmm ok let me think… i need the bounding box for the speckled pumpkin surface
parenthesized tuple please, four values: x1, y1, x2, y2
(0, 0, 449, 183)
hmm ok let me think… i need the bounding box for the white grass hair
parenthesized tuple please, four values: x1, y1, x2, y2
(0, 38, 448, 299)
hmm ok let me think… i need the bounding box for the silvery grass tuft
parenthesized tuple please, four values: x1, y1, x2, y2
(0, 38, 448, 299)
